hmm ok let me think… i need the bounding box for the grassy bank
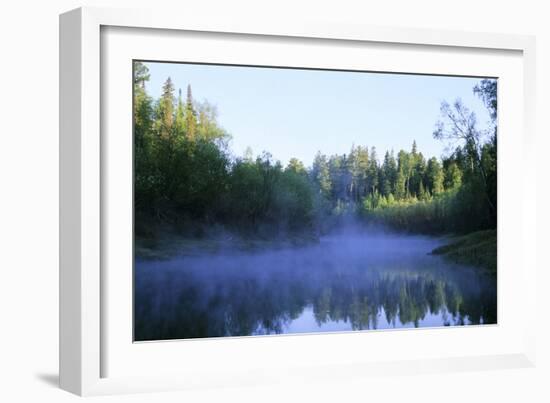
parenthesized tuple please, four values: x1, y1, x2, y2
(135, 233, 320, 260)
(431, 230, 496, 275)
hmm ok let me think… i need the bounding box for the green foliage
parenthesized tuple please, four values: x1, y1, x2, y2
(426, 157, 444, 195)
(134, 61, 150, 87)
(133, 61, 496, 244)
(157, 77, 175, 139)
(133, 64, 316, 240)
(360, 84, 498, 235)
(226, 154, 315, 236)
(362, 190, 463, 234)
(431, 230, 497, 274)
(286, 157, 306, 175)
(474, 79, 497, 122)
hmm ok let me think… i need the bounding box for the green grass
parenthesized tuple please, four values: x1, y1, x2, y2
(431, 230, 497, 275)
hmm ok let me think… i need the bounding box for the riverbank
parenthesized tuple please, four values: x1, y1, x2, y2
(135, 233, 320, 260)
(430, 230, 496, 275)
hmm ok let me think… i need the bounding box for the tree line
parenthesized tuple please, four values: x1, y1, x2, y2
(134, 61, 497, 241)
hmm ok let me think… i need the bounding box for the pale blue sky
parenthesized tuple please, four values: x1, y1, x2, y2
(141, 61, 494, 167)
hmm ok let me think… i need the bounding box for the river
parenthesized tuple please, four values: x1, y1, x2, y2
(134, 230, 496, 341)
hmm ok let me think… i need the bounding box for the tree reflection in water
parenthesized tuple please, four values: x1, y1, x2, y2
(134, 233, 496, 341)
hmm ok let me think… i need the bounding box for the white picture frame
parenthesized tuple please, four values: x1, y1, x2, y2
(60, 6, 537, 396)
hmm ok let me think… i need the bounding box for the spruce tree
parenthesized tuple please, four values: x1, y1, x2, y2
(159, 77, 175, 139)
(367, 147, 378, 194)
(381, 151, 397, 197)
(185, 84, 197, 140)
(311, 152, 331, 198)
(174, 88, 186, 141)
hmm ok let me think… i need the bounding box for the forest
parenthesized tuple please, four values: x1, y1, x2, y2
(134, 62, 497, 259)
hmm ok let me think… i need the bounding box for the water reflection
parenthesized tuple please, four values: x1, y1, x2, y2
(134, 233, 496, 341)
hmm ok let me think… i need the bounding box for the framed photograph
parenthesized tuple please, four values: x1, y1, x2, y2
(60, 7, 537, 396)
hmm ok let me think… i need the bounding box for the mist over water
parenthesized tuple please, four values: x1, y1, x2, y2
(134, 228, 496, 341)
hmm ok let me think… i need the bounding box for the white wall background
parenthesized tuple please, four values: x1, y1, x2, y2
(0, 1, 548, 401)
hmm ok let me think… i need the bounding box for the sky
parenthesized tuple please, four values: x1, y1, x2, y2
(141, 61, 494, 167)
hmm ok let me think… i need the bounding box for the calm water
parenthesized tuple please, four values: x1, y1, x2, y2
(134, 231, 497, 341)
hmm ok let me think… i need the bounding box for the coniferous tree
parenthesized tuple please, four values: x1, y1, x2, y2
(185, 84, 197, 141)
(411, 149, 426, 197)
(426, 157, 444, 195)
(444, 162, 462, 190)
(133, 63, 153, 150)
(411, 140, 418, 156)
(385, 151, 397, 197)
(396, 150, 410, 198)
(311, 152, 332, 199)
(355, 146, 370, 199)
(367, 147, 378, 194)
(174, 88, 186, 141)
(133, 62, 155, 216)
(133, 68, 496, 239)
(158, 77, 175, 140)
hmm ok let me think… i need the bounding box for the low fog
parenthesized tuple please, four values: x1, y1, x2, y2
(134, 229, 496, 341)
